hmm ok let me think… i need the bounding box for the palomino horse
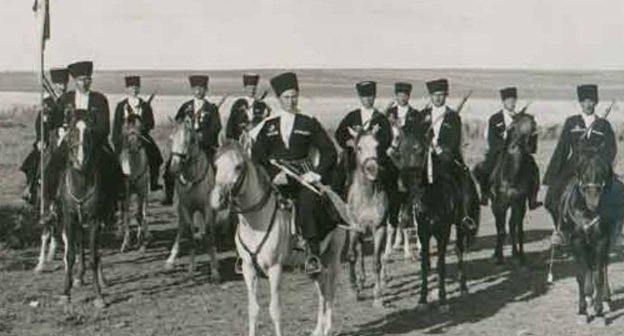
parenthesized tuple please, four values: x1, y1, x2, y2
(119, 114, 150, 253)
(59, 110, 112, 308)
(210, 136, 345, 336)
(345, 128, 388, 307)
(489, 113, 536, 265)
(165, 116, 220, 282)
(391, 127, 479, 311)
(560, 148, 615, 326)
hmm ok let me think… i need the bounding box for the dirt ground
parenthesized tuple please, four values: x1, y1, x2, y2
(3, 106, 624, 336)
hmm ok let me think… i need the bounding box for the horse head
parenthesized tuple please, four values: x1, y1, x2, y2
(352, 127, 380, 182)
(575, 145, 611, 212)
(169, 116, 197, 174)
(67, 110, 95, 171)
(210, 134, 252, 211)
(122, 114, 144, 154)
(506, 113, 536, 154)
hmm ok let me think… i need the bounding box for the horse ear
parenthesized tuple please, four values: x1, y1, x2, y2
(217, 129, 227, 147)
(347, 126, 359, 138)
(371, 124, 381, 135)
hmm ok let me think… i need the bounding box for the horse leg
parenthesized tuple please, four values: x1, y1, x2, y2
(242, 260, 260, 336)
(267, 265, 283, 336)
(60, 212, 75, 305)
(418, 233, 430, 308)
(358, 236, 366, 291)
(593, 266, 606, 326)
(165, 204, 189, 269)
(137, 193, 148, 253)
(74, 224, 86, 287)
(120, 185, 131, 253)
(90, 222, 105, 309)
(46, 224, 59, 264)
(515, 201, 527, 265)
(373, 225, 386, 308)
(320, 241, 341, 336)
(455, 233, 468, 296)
(35, 224, 51, 273)
(205, 208, 221, 283)
(383, 224, 395, 260)
(576, 272, 589, 324)
(437, 233, 449, 312)
(347, 231, 360, 300)
(312, 275, 326, 336)
(492, 208, 506, 265)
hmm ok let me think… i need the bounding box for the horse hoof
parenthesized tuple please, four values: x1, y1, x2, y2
(415, 303, 428, 312)
(93, 298, 106, 309)
(460, 288, 469, 297)
(210, 272, 222, 284)
(57, 295, 70, 306)
(594, 316, 608, 327)
(603, 301, 612, 313)
(138, 246, 147, 254)
(164, 261, 175, 270)
(73, 279, 84, 288)
(438, 304, 450, 314)
(373, 299, 385, 309)
(576, 314, 589, 325)
(34, 265, 44, 274)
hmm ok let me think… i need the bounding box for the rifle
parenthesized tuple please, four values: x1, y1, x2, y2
(269, 160, 364, 233)
(42, 75, 59, 100)
(581, 100, 616, 139)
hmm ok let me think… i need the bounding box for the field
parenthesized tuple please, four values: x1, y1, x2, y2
(3, 69, 624, 336)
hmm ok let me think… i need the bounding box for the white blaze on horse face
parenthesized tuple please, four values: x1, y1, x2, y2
(357, 133, 379, 180)
(75, 120, 87, 167)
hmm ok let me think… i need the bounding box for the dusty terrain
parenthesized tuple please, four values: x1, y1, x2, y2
(3, 71, 624, 335)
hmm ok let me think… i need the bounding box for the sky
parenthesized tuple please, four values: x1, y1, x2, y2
(1, 0, 624, 71)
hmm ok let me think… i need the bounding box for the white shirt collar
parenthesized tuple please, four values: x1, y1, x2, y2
(581, 113, 596, 127)
(127, 96, 140, 108)
(193, 98, 205, 112)
(277, 109, 296, 148)
(430, 105, 447, 144)
(75, 91, 89, 110)
(245, 97, 255, 120)
(360, 106, 375, 128)
(396, 104, 409, 126)
(502, 108, 515, 126)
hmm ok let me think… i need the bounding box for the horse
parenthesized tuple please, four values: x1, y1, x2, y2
(210, 135, 345, 336)
(390, 127, 479, 311)
(165, 116, 220, 283)
(559, 148, 615, 326)
(119, 114, 151, 253)
(489, 113, 536, 265)
(345, 128, 388, 307)
(385, 121, 420, 261)
(58, 110, 112, 308)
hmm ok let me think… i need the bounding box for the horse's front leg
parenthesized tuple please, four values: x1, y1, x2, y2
(513, 201, 527, 264)
(603, 265, 612, 313)
(165, 204, 189, 270)
(267, 264, 283, 336)
(417, 233, 431, 308)
(437, 231, 450, 313)
(372, 224, 386, 308)
(120, 180, 131, 253)
(242, 259, 260, 336)
(576, 272, 589, 324)
(46, 223, 59, 264)
(90, 221, 106, 308)
(35, 224, 51, 273)
(492, 207, 506, 265)
(74, 223, 86, 287)
(60, 211, 75, 305)
(455, 233, 469, 296)
(346, 231, 360, 300)
(204, 207, 221, 283)
(137, 192, 150, 253)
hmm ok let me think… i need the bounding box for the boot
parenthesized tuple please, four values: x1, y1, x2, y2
(304, 240, 322, 275)
(150, 171, 163, 191)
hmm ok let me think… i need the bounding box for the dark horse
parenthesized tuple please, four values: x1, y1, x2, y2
(59, 110, 113, 308)
(390, 127, 479, 310)
(489, 113, 536, 265)
(560, 148, 615, 326)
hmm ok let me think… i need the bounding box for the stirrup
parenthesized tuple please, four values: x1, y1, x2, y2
(234, 257, 243, 275)
(462, 216, 477, 231)
(304, 255, 322, 275)
(550, 231, 566, 246)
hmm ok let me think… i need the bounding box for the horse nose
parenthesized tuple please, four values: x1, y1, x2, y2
(210, 186, 227, 210)
(364, 161, 379, 178)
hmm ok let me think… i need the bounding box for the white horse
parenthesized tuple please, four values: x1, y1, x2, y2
(210, 135, 345, 336)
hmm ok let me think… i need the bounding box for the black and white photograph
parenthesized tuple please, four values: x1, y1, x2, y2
(2, 0, 624, 335)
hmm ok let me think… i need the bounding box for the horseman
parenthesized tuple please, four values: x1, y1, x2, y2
(473, 87, 542, 209)
(57, 60, 125, 203)
(334, 81, 395, 199)
(545, 84, 617, 245)
(251, 72, 338, 275)
(112, 76, 164, 191)
(385, 82, 419, 246)
(418, 78, 479, 229)
(20, 67, 68, 204)
(226, 73, 271, 140)
(162, 75, 222, 205)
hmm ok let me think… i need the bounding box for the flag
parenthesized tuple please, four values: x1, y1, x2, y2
(33, 0, 50, 49)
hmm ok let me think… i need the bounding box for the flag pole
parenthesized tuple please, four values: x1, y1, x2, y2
(37, 0, 48, 218)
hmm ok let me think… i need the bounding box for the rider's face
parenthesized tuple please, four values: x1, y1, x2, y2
(503, 97, 517, 111)
(126, 85, 140, 97)
(395, 92, 410, 106)
(430, 91, 447, 107)
(74, 76, 92, 94)
(359, 96, 375, 109)
(580, 99, 597, 115)
(192, 86, 207, 99)
(278, 89, 299, 113)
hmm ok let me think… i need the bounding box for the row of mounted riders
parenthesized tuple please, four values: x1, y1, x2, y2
(19, 63, 624, 330)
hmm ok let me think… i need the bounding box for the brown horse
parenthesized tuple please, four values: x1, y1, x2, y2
(119, 114, 150, 253)
(59, 111, 112, 308)
(210, 135, 345, 336)
(165, 116, 220, 282)
(345, 128, 388, 307)
(489, 113, 536, 265)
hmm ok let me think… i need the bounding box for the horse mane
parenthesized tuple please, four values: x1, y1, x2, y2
(125, 114, 143, 126)
(576, 148, 612, 183)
